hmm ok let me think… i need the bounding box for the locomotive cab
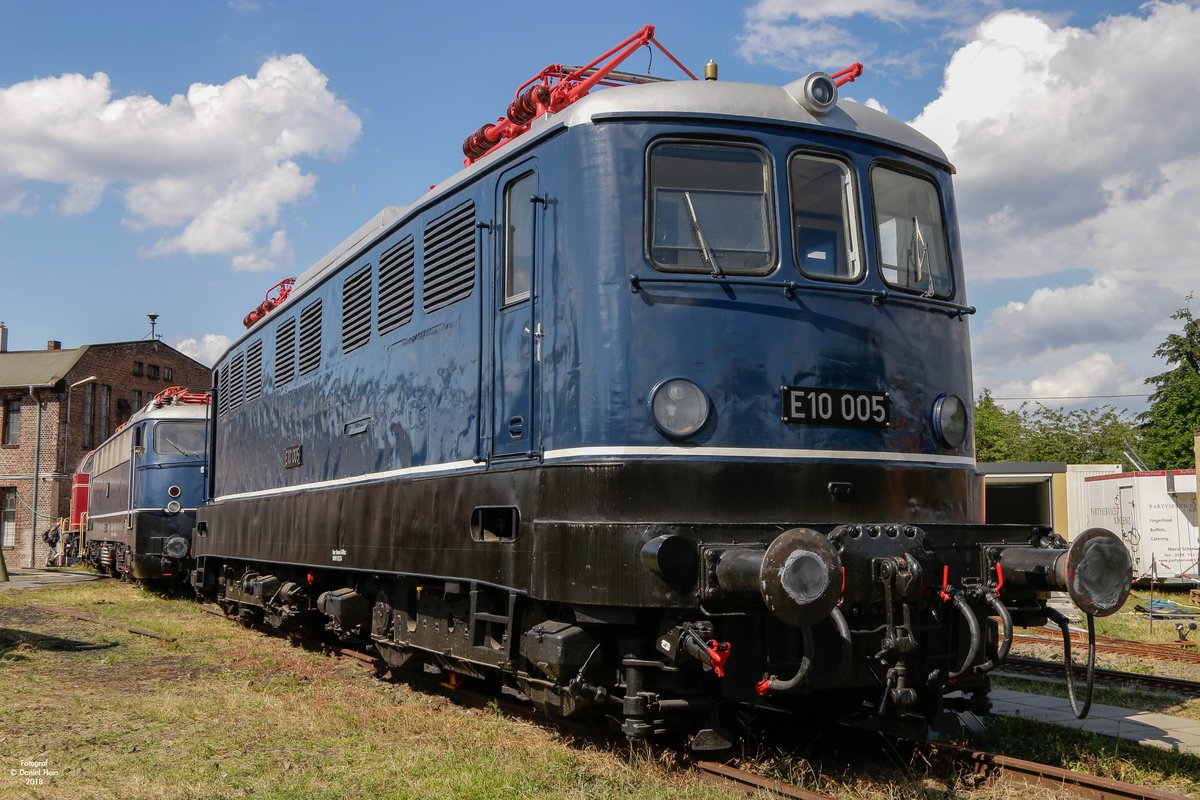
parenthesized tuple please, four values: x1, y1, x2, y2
(84, 388, 209, 580)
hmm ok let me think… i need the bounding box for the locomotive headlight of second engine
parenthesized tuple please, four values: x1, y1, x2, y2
(932, 393, 968, 448)
(649, 378, 710, 439)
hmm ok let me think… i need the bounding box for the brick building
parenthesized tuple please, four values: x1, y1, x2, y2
(0, 326, 210, 568)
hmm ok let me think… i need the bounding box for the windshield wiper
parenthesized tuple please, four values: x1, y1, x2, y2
(161, 437, 190, 456)
(907, 216, 933, 297)
(684, 191, 723, 277)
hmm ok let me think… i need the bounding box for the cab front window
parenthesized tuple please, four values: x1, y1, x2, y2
(789, 153, 862, 281)
(871, 166, 952, 297)
(153, 422, 206, 457)
(648, 142, 774, 275)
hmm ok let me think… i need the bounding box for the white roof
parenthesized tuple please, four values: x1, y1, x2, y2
(234, 77, 950, 351)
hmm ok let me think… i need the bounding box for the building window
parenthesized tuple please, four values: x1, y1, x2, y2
(2, 398, 19, 445)
(164, 367, 174, 382)
(99, 385, 111, 440)
(1, 488, 16, 547)
(147, 364, 160, 379)
(133, 390, 142, 409)
(133, 361, 144, 377)
(83, 383, 95, 449)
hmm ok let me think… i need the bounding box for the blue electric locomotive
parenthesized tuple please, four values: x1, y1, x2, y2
(85, 387, 210, 580)
(193, 27, 1132, 746)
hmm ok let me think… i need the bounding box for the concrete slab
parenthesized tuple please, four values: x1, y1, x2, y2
(989, 688, 1200, 754)
(0, 569, 106, 592)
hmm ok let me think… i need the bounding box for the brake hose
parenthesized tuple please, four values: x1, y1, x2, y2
(975, 591, 1013, 674)
(756, 626, 814, 695)
(947, 590, 983, 681)
(1046, 606, 1096, 719)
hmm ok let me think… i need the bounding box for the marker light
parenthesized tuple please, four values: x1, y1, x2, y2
(649, 378, 710, 439)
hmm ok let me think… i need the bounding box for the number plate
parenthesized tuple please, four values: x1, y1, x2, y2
(781, 386, 890, 428)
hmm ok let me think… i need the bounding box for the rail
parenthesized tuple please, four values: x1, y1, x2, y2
(1000, 654, 1200, 695)
(932, 743, 1192, 800)
(1015, 631, 1200, 665)
(694, 761, 834, 799)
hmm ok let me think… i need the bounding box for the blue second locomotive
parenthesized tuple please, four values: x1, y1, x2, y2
(192, 28, 1132, 746)
(84, 387, 209, 580)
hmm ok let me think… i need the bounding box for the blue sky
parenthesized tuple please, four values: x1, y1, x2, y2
(2, 1, 1196, 413)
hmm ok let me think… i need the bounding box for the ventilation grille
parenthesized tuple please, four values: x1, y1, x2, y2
(299, 300, 323, 375)
(378, 237, 415, 334)
(227, 351, 245, 412)
(217, 363, 230, 416)
(244, 340, 264, 402)
(342, 265, 372, 353)
(423, 201, 476, 312)
(276, 317, 297, 387)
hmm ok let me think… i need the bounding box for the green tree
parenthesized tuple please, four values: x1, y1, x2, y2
(1019, 403, 1139, 466)
(1139, 298, 1200, 469)
(974, 389, 1024, 462)
(974, 390, 1139, 468)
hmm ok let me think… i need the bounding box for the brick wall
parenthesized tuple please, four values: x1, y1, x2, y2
(1, 340, 210, 568)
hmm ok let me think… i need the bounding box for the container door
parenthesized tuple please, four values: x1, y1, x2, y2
(1117, 484, 1141, 576)
(492, 166, 542, 458)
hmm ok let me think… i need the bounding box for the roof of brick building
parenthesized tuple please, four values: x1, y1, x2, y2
(0, 347, 89, 389)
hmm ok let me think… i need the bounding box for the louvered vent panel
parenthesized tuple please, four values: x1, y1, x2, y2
(244, 340, 264, 402)
(227, 351, 245, 412)
(299, 300, 323, 375)
(217, 363, 230, 416)
(378, 237, 415, 334)
(275, 317, 297, 387)
(341, 265, 372, 353)
(423, 202, 476, 312)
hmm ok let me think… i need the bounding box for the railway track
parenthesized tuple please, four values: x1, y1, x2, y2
(1000, 655, 1200, 695)
(931, 743, 1192, 800)
(200, 604, 1192, 799)
(1015, 630, 1200, 665)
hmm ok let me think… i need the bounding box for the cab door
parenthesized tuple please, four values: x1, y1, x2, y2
(127, 424, 144, 529)
(491, 165, 543, 458)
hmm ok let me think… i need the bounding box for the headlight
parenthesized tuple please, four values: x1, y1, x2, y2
(166, 500, 182, 514)
(932, 393, 968, 448)
(649, 378, 710, 439)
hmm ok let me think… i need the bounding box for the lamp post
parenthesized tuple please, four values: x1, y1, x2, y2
(60, 376, 97, 566)
(28, 375, 98, 569)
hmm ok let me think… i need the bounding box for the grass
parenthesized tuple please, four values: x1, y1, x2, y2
(991, 674, 1200, 720)
(983, 715, 1200, 797)
(1094, 589, 1200, 644)
(0, 582, 735, 800)
(4, 581, 1199, 799)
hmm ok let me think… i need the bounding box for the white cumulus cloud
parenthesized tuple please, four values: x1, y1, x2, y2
(988, 351, 1148, 408)
(738, 0, 998, 74)
(912, 5, 1200, 284)
(0, 54, 361, 271)
(172, 333, 233, 367)
(906, 4, 1200, 408)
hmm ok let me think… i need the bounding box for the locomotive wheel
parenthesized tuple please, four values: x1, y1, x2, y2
(116, 547, 133, 581)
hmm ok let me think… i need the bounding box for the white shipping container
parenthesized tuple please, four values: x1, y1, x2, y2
(1066, 464, 1121, 538)
(1082, 470, 1198, 584)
